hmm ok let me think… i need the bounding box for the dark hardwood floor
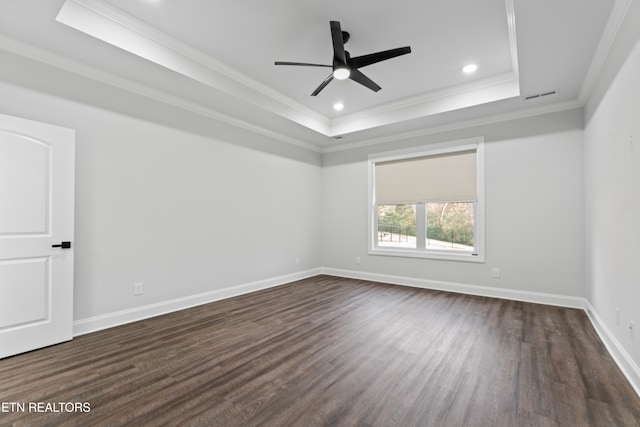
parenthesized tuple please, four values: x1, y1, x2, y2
(1, 275, 639, 426)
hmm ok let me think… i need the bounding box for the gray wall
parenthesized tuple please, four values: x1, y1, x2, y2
(0, 81, 323, 321)
(584, 0, 640, 380)
(321, 109, 585, 298)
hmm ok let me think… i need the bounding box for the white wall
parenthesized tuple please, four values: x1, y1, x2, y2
(322, 110, 585, 300)
(584, 0, 640, 383)
(0, 81, 322, 325)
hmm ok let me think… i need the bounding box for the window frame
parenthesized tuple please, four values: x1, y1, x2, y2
(368, 137, 485, 263)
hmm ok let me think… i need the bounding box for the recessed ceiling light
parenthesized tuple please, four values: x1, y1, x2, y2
(333, 102, 345, 111)
(463, 64, 478, 74)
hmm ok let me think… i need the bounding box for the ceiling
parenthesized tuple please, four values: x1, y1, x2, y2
(0, 0, 625, 151)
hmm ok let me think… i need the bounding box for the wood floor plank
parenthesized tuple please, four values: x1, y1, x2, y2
(1, 275, 639, 426)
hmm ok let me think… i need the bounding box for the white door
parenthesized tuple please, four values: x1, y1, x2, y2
(0, 113, 75, 359)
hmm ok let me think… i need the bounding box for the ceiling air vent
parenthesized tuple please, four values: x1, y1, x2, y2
(523, 90, 557, 100)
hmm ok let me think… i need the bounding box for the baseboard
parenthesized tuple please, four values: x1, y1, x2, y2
(74, 267, 586, 337)
(321, 267, 587, 308)
(73, 268, 322, 336)
(584, 301, 640, 398)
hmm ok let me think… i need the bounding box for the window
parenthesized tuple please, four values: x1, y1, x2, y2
(368, 138, 484, 262)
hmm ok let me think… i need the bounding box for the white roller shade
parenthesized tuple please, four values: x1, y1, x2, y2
(375, 150, 477, 205)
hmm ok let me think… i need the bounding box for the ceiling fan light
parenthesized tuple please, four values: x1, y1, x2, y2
(463, 64, 478, 74)
(333, 67, 351, 80)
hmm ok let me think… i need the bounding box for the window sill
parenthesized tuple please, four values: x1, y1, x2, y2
(369, 248, 485, 263)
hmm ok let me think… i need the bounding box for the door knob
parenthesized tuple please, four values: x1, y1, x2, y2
(52, 241, 71, 249)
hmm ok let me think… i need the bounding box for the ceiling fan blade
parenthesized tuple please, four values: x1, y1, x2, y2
(311, 74, 334, 96)
(350, 46, 411, 69)
(274, 61, 332, 67)
(349, 69, 381, 92)
(330, 21, 347, 65)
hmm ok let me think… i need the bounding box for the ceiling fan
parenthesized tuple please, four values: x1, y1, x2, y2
(275, 21, 411, 96)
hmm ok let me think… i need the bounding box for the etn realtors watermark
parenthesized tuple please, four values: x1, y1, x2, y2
(1, 401, 91, 413)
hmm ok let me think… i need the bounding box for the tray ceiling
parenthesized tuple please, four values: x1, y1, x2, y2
(0, 0, 623, 150)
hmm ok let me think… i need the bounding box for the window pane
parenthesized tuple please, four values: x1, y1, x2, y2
(377, 204, 416, 248)
(425, 202, 474, 251)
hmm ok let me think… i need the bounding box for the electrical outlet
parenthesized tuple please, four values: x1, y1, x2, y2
(492, 268, 501, 278)
(134, 282, 143, 296)
(616, 307, 621, 326)
(356, 257, 361, 265)
(295, 257, 300, 266)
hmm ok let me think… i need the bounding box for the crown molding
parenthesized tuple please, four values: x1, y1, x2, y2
(578, 0, 634, 103)
(56, 0, 331, 135)
(55, 0, 524, 139)
(329, 74, 520, 137)
(505, 0, 520, 76)
(332, 72, 519, 126)
(322, 98, 583, 153)
(0, 34, 322, 153)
